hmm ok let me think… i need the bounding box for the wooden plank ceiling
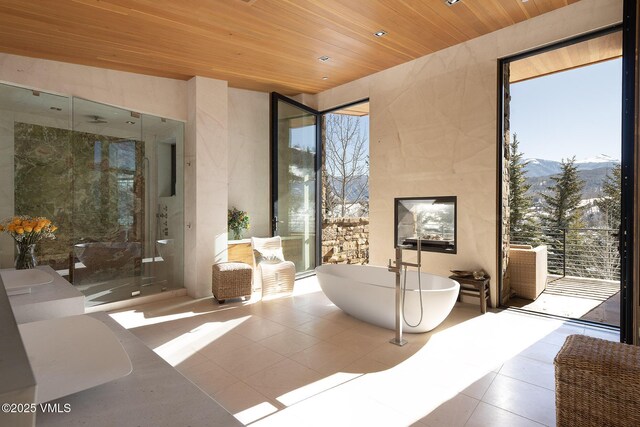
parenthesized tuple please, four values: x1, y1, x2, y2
(0, 0, 579, 95)
(510, 31, 622, 83)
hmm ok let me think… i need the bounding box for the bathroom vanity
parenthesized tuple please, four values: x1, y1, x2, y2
(5, 266, 84, 324)
(0, 268, 242, 426)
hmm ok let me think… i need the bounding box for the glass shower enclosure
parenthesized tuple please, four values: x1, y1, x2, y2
(0, 83, 184, 306)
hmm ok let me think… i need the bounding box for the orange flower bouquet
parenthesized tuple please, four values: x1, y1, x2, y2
(0, 216, 58, 269)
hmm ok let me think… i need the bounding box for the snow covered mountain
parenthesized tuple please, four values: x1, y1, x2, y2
(524, 155, 619, 178)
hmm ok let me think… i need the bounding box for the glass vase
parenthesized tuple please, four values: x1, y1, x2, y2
(232, 229, 243, 240)
(15, 243, 37, 270)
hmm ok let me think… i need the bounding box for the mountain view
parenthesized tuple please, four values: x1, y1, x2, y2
(524, 155, 619, 200)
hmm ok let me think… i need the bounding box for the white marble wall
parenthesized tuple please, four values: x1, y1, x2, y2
(185, 76, 229, 298)
(0, 53, 187, 121)
(228, 88, 270, 238)
(313, 0, 623, 307)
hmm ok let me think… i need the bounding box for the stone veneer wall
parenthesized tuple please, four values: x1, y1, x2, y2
(321, 217, 369, 264)
(501, 63, 511, 305)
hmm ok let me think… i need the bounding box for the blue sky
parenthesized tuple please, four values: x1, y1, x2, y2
(510, 58, 622, 161)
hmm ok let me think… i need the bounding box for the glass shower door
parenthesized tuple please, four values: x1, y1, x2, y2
(71, 98, 185, 305)
(272, 94, 319, 274)
(0, 83, 183, 307)
(71, 98, 145, 305)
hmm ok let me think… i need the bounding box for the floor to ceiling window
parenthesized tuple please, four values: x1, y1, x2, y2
(321, 101, 370, 265)
(272, 95, 318, 274)
(271, 95, 370, 275)
(499, 28, 623, 327)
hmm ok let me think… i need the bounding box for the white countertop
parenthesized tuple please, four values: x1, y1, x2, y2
(19, 315, 132, 404)
(0, 269, 54, 295)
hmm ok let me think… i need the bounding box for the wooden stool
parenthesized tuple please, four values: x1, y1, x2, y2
(212, 262, 252, 303)
(450, 275, 490, 314)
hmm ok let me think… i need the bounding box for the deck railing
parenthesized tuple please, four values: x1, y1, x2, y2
(511, 227, 620, 281)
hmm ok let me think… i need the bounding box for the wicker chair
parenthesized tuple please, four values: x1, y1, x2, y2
(508, 244, 547, 300)
(251, 236, 296, 298)
(555, 334, 640, 427)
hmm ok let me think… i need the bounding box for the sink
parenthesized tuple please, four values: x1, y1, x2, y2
(19, 315, 133, 403)
(1, 269, 54, 295)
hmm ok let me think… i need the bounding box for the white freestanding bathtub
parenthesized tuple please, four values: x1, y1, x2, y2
(315, 264, 460, 333)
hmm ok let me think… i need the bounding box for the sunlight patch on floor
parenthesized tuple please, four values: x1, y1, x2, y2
(235, 402, 279, 425)
(276, 372, 362, 407)
(154, 316, 252, 365)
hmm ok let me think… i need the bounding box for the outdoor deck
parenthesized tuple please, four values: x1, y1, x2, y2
(509, 274, 620, 327)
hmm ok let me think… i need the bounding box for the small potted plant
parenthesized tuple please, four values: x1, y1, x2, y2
(0, 216, 58, 269)
(228, 207, 250, 240)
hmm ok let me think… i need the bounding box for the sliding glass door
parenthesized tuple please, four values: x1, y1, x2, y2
(271, 94, 320, 274)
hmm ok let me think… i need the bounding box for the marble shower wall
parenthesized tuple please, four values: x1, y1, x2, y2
(13, 123, 145, 269)
(0, 107, 72, 268)
(313, 0, 623, 307)
(14, 123, 72, 267)
(0, 115, 15, 268)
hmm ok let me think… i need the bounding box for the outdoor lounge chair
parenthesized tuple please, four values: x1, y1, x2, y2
(509, 244, 548, 300)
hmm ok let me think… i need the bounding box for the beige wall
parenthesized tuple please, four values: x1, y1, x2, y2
(0, 53, 187, 121)
(185, 76, 229, 298)
(312, 0, 623, 307)
(228, 88, 271, 238)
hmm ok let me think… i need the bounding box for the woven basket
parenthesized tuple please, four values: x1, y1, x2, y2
(212, 262, 252, 301)
(554, 334, 640, 427)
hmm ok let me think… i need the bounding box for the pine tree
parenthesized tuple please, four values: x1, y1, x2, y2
(541, 156, 585, 231)
(592, 164, 621, 280)
(541, 156, 586, 276)
(508, 133, 537, 241)
(594, 163, 621, 230)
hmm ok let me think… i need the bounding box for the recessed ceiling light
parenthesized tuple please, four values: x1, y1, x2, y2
(318, 56, 330, 62)
(444, 0, 461, 5)
(125, 120, 136, 125)
(322, 76, 329, 80)
(373, 30, 387, 37)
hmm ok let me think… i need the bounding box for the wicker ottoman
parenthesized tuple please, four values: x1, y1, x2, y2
(555, 334, 640, 427)
(212, 262, 252, 303)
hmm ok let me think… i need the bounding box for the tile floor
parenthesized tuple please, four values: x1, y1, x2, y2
(509, 275, 620, 327)
(109, 276, 618, 427)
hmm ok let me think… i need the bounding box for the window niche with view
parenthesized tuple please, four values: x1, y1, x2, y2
(394, 196, 457, 254)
